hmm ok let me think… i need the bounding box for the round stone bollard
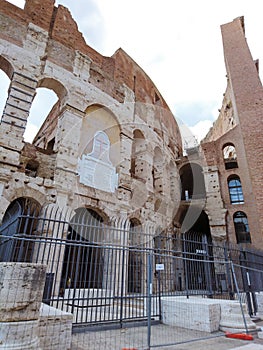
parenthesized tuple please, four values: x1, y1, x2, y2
(0, 262, 47, 350)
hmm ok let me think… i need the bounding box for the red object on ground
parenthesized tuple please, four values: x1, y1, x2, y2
(225, 331, 254, 341)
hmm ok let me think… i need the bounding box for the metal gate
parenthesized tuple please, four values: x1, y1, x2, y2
(1, 202, 263, 329)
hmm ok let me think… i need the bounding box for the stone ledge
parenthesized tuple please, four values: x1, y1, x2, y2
(161, 296, 257, 333)
(38, 303, 73, 350)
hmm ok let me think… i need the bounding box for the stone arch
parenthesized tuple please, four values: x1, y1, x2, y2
(80, 104, 121, 168)
(0, 184, 47, 222)
(130, 129, 146, 180)
(179, 162, 205, 200)
(0, 197, 41, 262)
(0, 56, 14, 122)
(0, 56, 14, 79)
(60, 207, 107, 290)
(169, 160, 180, 201)
(25, 77, 68, 146)
(181, 211, 215, 292)
(38, 77, 68, 101)
(128, 217, 143, 293)
(2, 185, 48, 216)
(222, 142, 238, 170)
(153, 146, 164, 193)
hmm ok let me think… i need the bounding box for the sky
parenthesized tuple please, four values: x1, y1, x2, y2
(1, 0, 263, 146)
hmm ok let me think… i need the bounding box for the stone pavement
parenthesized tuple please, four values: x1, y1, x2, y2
(71, 322, 263, 350)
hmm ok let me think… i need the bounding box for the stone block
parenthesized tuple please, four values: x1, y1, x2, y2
(0, 320, 40, 350)
(161, 296, 221, 332)
(256, 292, 263, 316)
(38, 303, 73, 350)
(0, 262, 46, 322)
(219, 299, 257, 333)
(161, 296, 258, 334)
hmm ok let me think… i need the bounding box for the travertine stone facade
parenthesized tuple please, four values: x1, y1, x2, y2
(1, 1, 263, 304)
(0, 0, 182, 234)
(0, 262, 46, 349)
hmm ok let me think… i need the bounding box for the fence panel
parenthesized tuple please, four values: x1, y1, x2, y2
(1, 205, 263, 349)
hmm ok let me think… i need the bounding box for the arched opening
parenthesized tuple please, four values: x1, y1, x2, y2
(60, 208, 104, 292)
(0, 56, 13, 123)
(130, 129, 146, 181)
(169, 161, 176, 200)
(0, 197, 41, 262)
(233, 211, 251, 244)
(0, 70, 10, 122)
(180, 163, 205, 200)
(228, 175, 244, 204)
(78, 105, 120, 192)
(128, 219, 142, 293)
(25, 87, 58, 143)
(25, 159, 39, 178)
(180, 211, 215, 293)
(153, 147, 163, 193)
(223, 143, 238, 170)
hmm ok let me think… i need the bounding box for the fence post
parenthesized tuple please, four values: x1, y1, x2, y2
(224, 242, 235, 300)
(202, 235, 213, 297)
(147, 253, 153, 350)
(119, 244, 126, 328)
(182, 233, 189, 298)
(230, 261, 248, 333)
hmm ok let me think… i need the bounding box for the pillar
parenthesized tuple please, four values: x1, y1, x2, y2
(0, 262, 46, 350)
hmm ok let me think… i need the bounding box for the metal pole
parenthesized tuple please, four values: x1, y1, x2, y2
(119, 244, 126, 328)
(224, 243, 234, 300)
(230, 261, 248, 334)
(182, 234, 189, 298)
(147, 253, 153, 350)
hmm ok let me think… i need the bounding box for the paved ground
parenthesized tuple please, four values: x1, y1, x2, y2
(71, 321, 263, 350)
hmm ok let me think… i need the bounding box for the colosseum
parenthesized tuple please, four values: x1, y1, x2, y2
(1, 1, 263, 348)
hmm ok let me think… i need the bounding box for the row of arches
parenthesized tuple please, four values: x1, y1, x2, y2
(0, 197, 214, 294)
(0, 59, 180, 197)
(131, 129, 179, 197)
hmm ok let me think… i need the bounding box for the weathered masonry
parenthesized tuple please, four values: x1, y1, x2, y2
(1, 0, 263, 312)
(202, 16, 263, 250)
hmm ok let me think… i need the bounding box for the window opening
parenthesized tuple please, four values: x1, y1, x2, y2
(130, 130, 145, 180)
(228, 176, 244, 204)
(25, 88, 58, 143)
(233, 211, 251, 244)
(128, 219, 142, 293)
(0, 70, 10, 122)
(223, 144, 238, 170)
(25, 159, 39, 178)
(47, 138, 55, 151)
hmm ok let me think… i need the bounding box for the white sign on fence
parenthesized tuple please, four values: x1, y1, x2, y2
(156, 264, 164, 271)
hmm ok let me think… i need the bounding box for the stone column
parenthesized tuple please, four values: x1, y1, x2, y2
(0, 262, 46, 350)
(103, 216, 130, 297)
(0, 71, 37, 152)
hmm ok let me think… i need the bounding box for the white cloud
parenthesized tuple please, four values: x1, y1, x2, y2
(189, 120, 213, 142)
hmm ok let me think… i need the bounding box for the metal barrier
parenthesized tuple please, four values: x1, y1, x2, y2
(1, 204, 263, 348)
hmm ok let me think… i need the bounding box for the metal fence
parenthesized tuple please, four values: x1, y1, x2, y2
(1, 203, 263, 348)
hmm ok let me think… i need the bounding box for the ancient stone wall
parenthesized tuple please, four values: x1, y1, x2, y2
(0, 0, 182, 235)
(202, 16, 263, 248)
